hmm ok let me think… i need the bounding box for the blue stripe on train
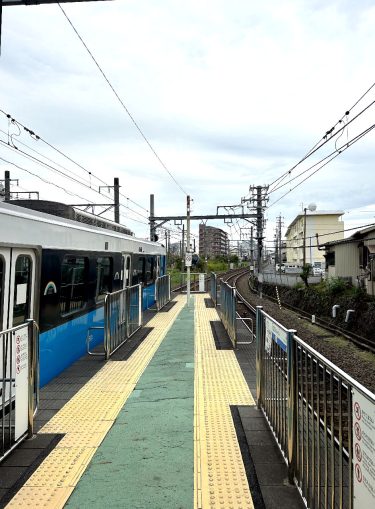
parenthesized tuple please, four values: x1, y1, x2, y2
(39, 307, 105, 387)
(40, 284, 157, 387)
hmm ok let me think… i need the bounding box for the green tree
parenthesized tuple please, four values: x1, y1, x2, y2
(300, 264, 311, 287)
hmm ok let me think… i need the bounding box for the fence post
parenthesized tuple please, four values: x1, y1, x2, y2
(104, 294, 110, 360)
(138, 284, 142, 326)
(155, 277, 160, 311)
(287, 329, 297, 483)
(256, 306, 263, 409)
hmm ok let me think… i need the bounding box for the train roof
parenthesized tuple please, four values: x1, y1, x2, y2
(8, 199, 134, 236)
(0, 200, 165, 255)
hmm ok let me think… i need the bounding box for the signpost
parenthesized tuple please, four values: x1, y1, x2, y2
(352, 388, 375, 507)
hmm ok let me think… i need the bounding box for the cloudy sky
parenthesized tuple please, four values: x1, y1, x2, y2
(1, 0, 375, 249)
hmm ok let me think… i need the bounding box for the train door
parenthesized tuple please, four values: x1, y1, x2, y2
(122, 254, 132, 288)
(0, 248, 37, 407)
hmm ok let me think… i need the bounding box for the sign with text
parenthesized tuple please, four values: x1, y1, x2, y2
(352, 388, 375, 508)
(265, 316, 288, 353)
(185, 253, 192, 267)
(14, 324, 29, 441)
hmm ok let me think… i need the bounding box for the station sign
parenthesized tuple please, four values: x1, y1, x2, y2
(265, 316, 287, 353)
(352, 388, 375, 507)
(14, 324, 29, 440)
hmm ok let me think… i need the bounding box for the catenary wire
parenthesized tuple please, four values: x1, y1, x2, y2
(268, 93, 375, 191)
(0, 109, 150, 214)
(0, 153, 144, 227)
(267, 123, 375, 210)
(0, 138, 150, 221)
(57, 4, 188, 196)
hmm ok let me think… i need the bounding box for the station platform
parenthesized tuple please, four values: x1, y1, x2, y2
(0, 294, 304, 509)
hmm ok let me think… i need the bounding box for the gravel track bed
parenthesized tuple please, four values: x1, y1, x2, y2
(236, 274, 375, 394)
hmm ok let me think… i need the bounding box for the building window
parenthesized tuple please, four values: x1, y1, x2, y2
(60, 256, 87, 315)
(96, 257, 113, 302)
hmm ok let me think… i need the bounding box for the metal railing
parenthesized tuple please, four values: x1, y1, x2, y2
(87, 284, 142, 360)
(256, 306, 375, 509)
(210, 272, 218, 306)
(219, 280, 237, 347)
(155, 275, 171, 310)
(1, 320, 39, 464)
(180, 272, 207, 293)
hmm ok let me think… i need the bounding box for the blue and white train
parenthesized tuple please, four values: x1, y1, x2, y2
(0, 200, 166, 387)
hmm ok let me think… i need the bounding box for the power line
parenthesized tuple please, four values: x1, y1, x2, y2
(0, 154, 145, 228)
(268, 88, 375, 191)
(267, 123, 375, 210)
(264, 222, 375, 247)
(58, 4, 188, 196)
(0, 137, 149, 221)
(265, 236, 375, 250)
(0, 109, 150, 214)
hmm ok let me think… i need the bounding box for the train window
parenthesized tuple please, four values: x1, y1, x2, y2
(132, 256, 145, 285)
(60, 256, 87, 316)
(13, 255, 32, 327)
(96, 257, 113, 302)
(145, 256, 155, 284)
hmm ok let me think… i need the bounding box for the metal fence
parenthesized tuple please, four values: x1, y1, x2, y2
(155, 275, 171, 310)
(256, 306, 375, 509)
(262, 273, 322, 287)
(209, 272, 218, 306)
(1, 320, 39, 464)
(87, 284, 142, 360)
(219, 280, 237, 348)
(180, 272, 207, 293)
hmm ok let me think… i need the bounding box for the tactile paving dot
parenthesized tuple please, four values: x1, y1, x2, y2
(194, 295, 255, 509)
(5, 487, 74, 508)
(6, 295, 186, 508)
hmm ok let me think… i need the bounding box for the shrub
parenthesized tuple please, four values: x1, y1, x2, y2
(326, 277, 349, 296)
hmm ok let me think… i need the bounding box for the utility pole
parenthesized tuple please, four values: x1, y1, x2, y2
(150, 194, 156, 241)
(256, 186, 264, 297)
(4, 170, 10, 201)
(114, 177, 120, 224)
(303, 207, 307, 267)
(250, 226, 254, 268)
(186, 195, 191, 306)
(276, 214, 284, 274)
(181, 225, 185, 260)
(165, 230, 168, 266)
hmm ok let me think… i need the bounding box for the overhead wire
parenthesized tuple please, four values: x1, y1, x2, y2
(268, 84, 375, 192)
(0, 109, 150, 214)
(267, 122, 375, 210)
(0, 136, 149, 221)
(57, 4, 188, 196)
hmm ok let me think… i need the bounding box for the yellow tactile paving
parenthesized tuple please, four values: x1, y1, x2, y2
(6, 295, 186, 509)
(194, 294, 255, 509)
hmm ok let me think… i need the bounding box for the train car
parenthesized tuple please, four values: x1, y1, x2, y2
(0, 200, 166, 387)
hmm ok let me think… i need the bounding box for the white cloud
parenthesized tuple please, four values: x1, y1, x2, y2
(0, 0, 374, 245)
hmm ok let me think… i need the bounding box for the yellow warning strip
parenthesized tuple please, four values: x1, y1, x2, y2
(6, 295, 186, 509)
(194, 294, 255, 509)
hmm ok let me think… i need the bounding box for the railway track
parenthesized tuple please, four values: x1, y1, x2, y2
(236, 272, 375, 355)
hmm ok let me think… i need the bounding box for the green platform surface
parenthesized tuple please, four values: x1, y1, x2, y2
(66, 302, 195, 509)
